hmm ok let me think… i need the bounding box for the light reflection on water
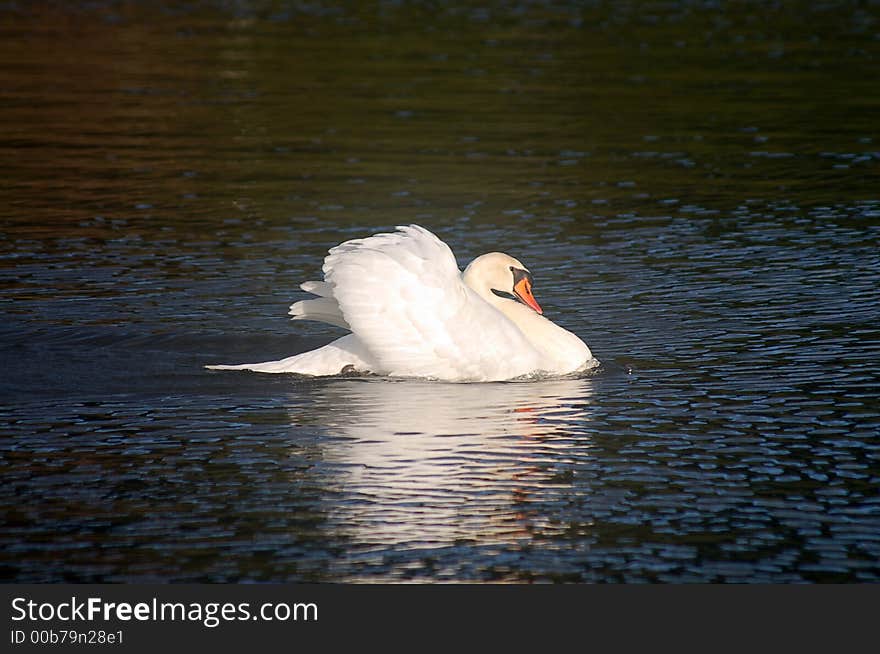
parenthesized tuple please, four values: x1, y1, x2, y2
(298, 378, 596, 549)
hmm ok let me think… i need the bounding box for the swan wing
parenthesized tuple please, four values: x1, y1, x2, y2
(322, 225, 541, 380)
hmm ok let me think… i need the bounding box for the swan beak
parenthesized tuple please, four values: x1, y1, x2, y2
(514, 277, 543, 314)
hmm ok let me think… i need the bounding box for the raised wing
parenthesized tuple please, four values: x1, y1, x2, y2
(321, 225, 541, 380)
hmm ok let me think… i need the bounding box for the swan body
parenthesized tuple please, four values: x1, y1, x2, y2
(207, 225, 597, 382)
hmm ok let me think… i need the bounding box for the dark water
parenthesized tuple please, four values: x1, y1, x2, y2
(2, 2, 879, 582)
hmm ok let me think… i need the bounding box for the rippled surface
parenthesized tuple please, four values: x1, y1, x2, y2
(2, 2, 879, 582)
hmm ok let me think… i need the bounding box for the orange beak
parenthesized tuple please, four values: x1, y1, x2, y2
(513, 277, 543, 314)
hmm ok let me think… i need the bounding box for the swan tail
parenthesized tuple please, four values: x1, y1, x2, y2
(288, 281, 350, 330)
(288, 297, 350, 330)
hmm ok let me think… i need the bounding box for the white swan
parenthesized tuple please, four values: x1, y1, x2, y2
(207, 225, 598, 381)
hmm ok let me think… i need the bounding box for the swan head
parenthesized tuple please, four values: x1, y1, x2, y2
(462, 252, 543, 315)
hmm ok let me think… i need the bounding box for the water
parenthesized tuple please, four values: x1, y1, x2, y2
(2, 2, 879, 582)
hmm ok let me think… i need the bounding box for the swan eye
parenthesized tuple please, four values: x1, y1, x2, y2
(510, 266, 533, 288)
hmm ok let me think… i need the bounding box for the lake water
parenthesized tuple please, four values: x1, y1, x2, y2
(1, 2, 878, 582)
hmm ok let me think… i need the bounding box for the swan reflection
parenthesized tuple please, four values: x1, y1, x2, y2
(290, 377, 597, 549)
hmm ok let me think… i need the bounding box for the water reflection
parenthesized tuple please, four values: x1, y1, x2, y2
(291, 377, 596, 548)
